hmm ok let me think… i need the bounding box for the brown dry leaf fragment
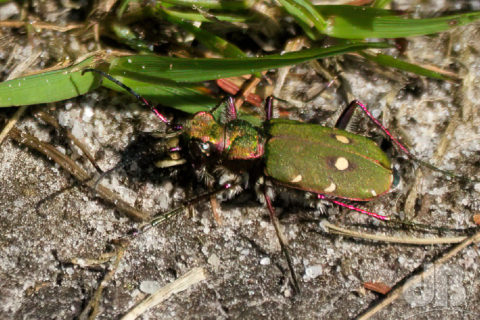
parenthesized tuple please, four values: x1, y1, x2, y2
(364, 282, 392, 295)
(216, 78, 263, 107)
(473, 214, 480, 225)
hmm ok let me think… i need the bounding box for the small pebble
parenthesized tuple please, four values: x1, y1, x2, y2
(139, 280, 161, 294)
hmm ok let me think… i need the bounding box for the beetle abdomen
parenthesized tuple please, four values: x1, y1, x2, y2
(265, 119, 393, 200)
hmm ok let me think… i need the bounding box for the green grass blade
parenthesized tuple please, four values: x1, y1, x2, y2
(160, 0, 253, 10)
(359, 52, 458, 81)
(0, 57, 101, 107)
(116, 0, 137, 18)
(109, 42, 390, 83)
(316, 5, 480, 39)
(155, 6, 248, 23)
(100, 76, 218, 114)
(277, 0, 319, 40)
(277, 0, 326, 37)
(155, 8, 246, 58)
(109, 22, 153, 53)
(371, 0, 392, 9)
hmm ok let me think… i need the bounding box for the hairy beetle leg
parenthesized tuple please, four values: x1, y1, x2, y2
(345, 100, 411, 155)
(348, 100, 478, 183)
(317, 194, 389, 221)
(265, 96, 274, 121)
(264, 188, 301, 294)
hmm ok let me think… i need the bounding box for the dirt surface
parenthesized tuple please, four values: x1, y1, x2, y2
(1, 1, 480, 319)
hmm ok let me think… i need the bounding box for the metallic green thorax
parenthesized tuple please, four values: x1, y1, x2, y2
(185, 112, 265, 159)
(264, 119, 393, 201)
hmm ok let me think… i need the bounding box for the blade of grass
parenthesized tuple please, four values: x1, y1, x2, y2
(108, 42, 391, 83)
(0, 43, 389, 109)
(359, 51, 459, 81)
(116, 0, 136, 18)
(100, 75, 218, 113)
(0, 56, 102, 107)
(155, 8, 247, 58)
(316, 5, 480, 39)
(109, 22, 153, 53)
(371, 0, 392, 8)
(155, 6, 248, 23)
(277, 0, 326, 39)
(161, 0, 253, 10)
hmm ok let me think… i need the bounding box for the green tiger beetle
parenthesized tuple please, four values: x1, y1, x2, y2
(82, 69, 475, 293)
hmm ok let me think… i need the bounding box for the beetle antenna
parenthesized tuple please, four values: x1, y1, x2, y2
(82, 69, 171, 125)
(92, 165, 122, 192)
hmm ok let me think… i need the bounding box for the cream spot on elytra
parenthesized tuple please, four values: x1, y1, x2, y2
(290, 175, 302, 183)
(324, 182, 336, 193)
(335, 135, 350, 144)
(334, 157, 349, 171)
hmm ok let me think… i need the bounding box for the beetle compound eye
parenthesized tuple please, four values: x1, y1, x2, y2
(200, 142, 210, 151)
(199, 142, 212, 156)
(191, 140, 212, 158)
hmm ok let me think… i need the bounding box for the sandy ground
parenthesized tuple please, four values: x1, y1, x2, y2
(0, 1, 480, 319)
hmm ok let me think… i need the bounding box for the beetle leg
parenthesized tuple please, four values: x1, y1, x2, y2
(265, 96, 274, 121)
(336, 99, 410, 155)
(219, 96, 238, 123)
(345, 100, 477, 182)
(317, 194, 389, 221)
(208, 96, 239, 125)
(263, 188, 301, 294)
(226, 96, 238, 121)
(211, 96, 237, 120)
(344, 100, 411, 155)
(264, 96, 297, 121)
(335, 100, 358, 130)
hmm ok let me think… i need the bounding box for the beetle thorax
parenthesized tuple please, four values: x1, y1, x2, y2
(185, 112, 265, 160)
